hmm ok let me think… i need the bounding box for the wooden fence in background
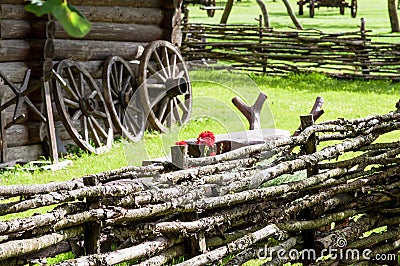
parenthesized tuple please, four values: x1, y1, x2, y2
(181, 22, 400, 80)
(0, 101, 399, 265)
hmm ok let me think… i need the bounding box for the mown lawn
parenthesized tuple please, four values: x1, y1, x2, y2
(1, 71, 398, 186)
(188, 0, 400, 37)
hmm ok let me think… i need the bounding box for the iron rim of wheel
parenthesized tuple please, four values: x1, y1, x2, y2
(53, 59, 113, 154)
(138, 40, 192, 133)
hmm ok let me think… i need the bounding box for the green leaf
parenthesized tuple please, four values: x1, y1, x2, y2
(52, 2, 91, 38)
(25, 0, 91, 38)
(25, 0, 62, 17)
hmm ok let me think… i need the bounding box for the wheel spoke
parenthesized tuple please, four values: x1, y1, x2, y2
(112, 63, 120, 91)
(152, 50, 169, 78)
(156, 97, 169, 122)
(65, 68, 81, 99)
(176, 70, 185, 78)
(110, 70, 119, 97)
(118, 63, 124, 89)
(83, 116, 89, 143)
(122, 75, 132, 92)
(147, 65, 166, 83)
(63, 98, 80, 109)
(125, 111, 140, 135)
(175, 97, 189, 114)
(92, 110, 108, 119)
(71, 110, 82, 121)
(78, 72, 85, 97)
(60, 83, 80, 102)
(87, 117, 102, 146)
(162, 47, 171, 78)
(172, 98, 182, 125)
(166, 100, 174, 127)
(170, 54, 177, 78)
(90, 116, 108, 139)
(147, 83, 165, 90)
(89, 90, 98, 99)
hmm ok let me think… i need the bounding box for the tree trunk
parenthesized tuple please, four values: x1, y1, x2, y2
(255, 0, 270, 27)
(220, 0, 234, 24)
(282, 0, 303, 29)
(388, 0, 400, 32)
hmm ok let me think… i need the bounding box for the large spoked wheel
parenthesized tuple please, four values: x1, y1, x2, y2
(103, 56, 140, 141)
(309, 0, 315, 18)
(351, 0, 357, 17)
(138, 40, 192, 133)
(53, 59, 113, 154)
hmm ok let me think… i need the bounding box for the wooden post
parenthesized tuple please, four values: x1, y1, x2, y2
(83, 176, 101, 254)
(360, 18, 370, 75)
(171, 145, 188, 169)
(232, 92, 267, 130)
(181, 213, 207, 256)
(41, 79, 58, 164)
(300, 114, 318, 177)
(0, 111, 7, 163)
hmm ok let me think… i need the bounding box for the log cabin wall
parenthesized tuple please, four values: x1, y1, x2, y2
(0, 0, 182, 164)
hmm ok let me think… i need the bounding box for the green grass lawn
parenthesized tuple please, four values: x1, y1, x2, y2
(1, 71, 398, 186)
(187, 0, 400, 37)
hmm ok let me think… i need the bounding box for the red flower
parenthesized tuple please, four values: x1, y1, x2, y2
(196, 131, 215, 146)
(175, 140, 188, 146)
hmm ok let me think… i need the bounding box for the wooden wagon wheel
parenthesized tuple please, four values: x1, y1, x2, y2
(103, 56, 140, 141)
(298, 0, 304, 15)
(53, 59, 113, 154)
(309, 0, 315, 17)
(350, 0, 357, 17)
(138, 40, 192, 133)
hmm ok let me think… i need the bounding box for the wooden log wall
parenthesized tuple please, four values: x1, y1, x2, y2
(0, 0, 183, 164)
(0, 103, 399, 265)
(182, 24, 400, 80)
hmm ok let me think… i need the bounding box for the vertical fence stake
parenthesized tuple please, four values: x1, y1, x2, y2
(181, 213, 207, 256)
(300, 114, 318, 177)
(83, 176, 102, 254)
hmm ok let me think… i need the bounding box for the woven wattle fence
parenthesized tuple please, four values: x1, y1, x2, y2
(0, 102, 399, 265)
(181, 22, 400, 80)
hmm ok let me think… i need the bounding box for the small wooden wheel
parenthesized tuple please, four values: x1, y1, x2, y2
(138, 40, 192, 133)
(53, 59, 113, 154)
(103, 56, 140, 141)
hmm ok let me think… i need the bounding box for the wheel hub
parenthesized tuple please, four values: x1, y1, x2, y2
(166, 77, 188, 98)
(80, 97, 97, 116)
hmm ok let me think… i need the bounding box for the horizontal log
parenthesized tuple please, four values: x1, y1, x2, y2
(1, 20, 31, 39)
(0, 62, 28, 83)
(30, 39, 147, 61)
(6, 144, 44, 162)
(0, 4, 32, 20)
(0, 225, 84, 260)
(31, 22, 163, 42)
(76, 6, 163, 24)
(69, 0, 162, 7)
(0, 40, 30, 62)
(6, 124, 44, 147)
